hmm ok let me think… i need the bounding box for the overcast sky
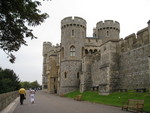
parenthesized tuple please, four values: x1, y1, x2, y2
(0, 0, 150, 85)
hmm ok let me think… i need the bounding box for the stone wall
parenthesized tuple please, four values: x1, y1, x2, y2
(91, 41, 120, 95)
(80, 55, 94, 92)
(48, 55, 58, 93)
(118, 27, 149, 53)
(59, 60, 81, 94)
(0, 91, 18, 111)
(119, 44, 150, 89)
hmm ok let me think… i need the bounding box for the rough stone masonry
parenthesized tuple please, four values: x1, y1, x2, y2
(42, 16, 150, 95)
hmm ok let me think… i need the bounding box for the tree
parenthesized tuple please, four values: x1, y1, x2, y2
(20, 81, 31, 89)
(0, 67, 20, 94)
(30, 80, 40, 89)
(20, 80, 40, 90)
(0, 0, 49, 63)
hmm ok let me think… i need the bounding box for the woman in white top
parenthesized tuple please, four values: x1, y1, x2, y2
(29, 89, 35, 104)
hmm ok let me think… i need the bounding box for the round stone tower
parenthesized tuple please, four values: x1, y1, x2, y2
(59, 16, 86, 94)
(96, 20, 120, 39)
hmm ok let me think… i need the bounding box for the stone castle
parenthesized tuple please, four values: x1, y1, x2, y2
(42, 16, 150, 95)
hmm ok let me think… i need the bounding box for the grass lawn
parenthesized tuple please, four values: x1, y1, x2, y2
(64, 90, 150, 112)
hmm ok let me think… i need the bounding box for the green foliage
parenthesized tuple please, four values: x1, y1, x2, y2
(30, 80, 40, 89)
(64, 90, 150, 112)
(20, 80, 40, 89)
(19, 81, 31, 89)
(0, 67, 20, 94)
(0, 0, 49, 63)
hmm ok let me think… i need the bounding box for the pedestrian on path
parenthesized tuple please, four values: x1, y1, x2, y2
(18, 88, 26, 105)
(29, 89, 35, 104)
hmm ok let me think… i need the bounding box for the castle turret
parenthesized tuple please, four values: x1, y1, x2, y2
(42, 42, 52, 89)
(96, 20, 120, 40)
(61, 16, 86, 60)
(59, 16, 86, 94)
(43, 42, 52, 56)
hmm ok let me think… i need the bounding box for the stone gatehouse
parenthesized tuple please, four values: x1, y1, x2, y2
(42, 16, 150, 95)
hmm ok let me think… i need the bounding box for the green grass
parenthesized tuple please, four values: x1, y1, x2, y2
(64, 90, 150, 112)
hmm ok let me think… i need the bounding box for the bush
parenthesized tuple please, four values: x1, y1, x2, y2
(0, 67, 20, 94)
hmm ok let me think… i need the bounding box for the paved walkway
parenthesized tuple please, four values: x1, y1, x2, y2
(3, 90, 130, 113)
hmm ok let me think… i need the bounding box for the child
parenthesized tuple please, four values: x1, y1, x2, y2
(29, 89, 35, 104)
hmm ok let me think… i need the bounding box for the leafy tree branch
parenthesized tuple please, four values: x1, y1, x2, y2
(0, 0, 49, 63)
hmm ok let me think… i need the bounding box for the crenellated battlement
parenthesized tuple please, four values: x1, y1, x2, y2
(85, 37, 102, 47)
(61, 16, 86, 29)
(118, 27, 150, 53)
(43, 41, 52, 46)
(43, 42, 60, 56)
(96, 20, 120, 31)
(95, 20, 120, 40)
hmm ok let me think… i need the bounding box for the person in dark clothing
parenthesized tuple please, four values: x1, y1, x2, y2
(19, 88, 26, 105)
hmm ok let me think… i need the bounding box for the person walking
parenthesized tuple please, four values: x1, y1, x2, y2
(29, 89, 35, 104)
(19, 88, 26, 105)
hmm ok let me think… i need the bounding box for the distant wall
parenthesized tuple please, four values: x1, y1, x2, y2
(119, 44, 150, 89)
(0, 91, 18, 111)
(118, 27, 149, 53)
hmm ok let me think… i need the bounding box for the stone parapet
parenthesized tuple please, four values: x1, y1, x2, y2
(61, 16, 86, 29)
(96, 20, 120, 39)
(0, 91, 18, 111)
(118, 27, 150, 53)
(96, 20, 120, 31)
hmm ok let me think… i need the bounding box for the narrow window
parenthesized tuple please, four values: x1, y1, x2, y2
(82, 31, 84, 37)
(64, 72, 67, 78)
(106, 31, 109, 36)
(85, 49, 88, 54)
(72, 30, 74, 36)
(94, 49, 97, 53)
(89, 49, 93, 54)
(70, 46, 75, 56)
(77, 72, 80, 79)
(82, 47, 84, 58)
(61, 47, 64, 59)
